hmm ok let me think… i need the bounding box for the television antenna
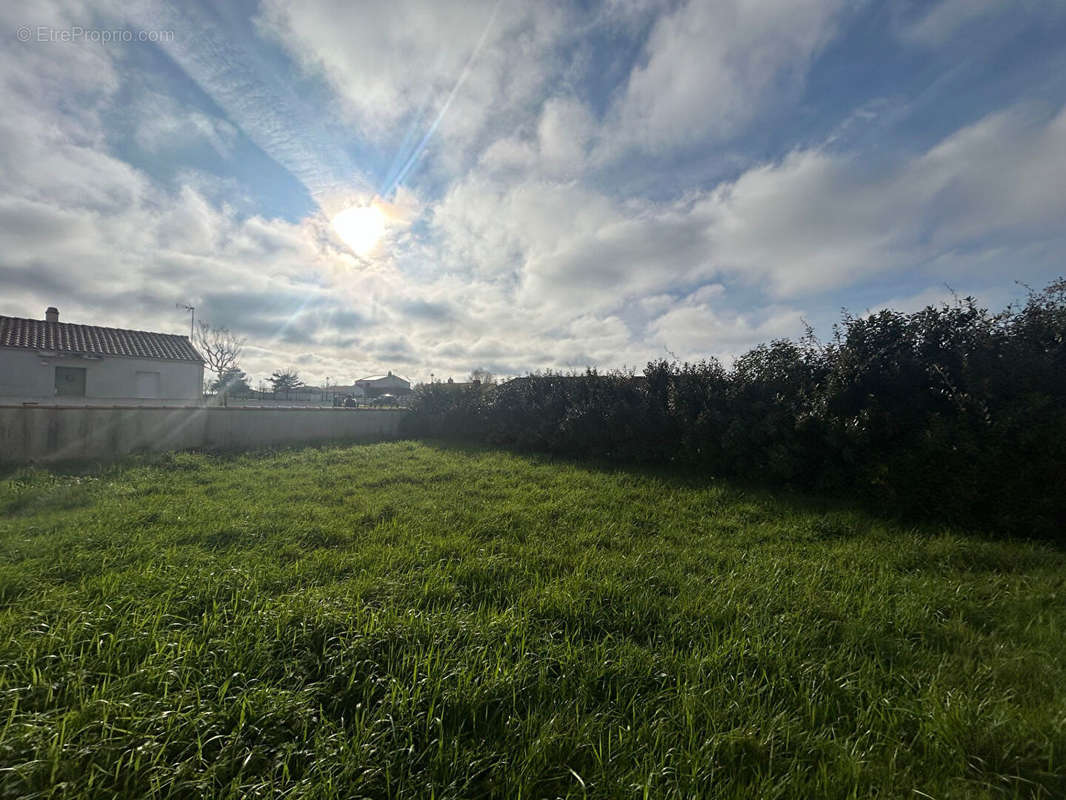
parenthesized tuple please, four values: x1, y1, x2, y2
(176, 303, 195, 341)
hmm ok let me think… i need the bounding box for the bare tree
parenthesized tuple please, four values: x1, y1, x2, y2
(194, 321, 246, 383)
(469, 368, 496, 385)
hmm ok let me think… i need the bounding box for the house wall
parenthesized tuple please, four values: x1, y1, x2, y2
(0, 348, 203, 404)
(0, 405, 405, 463)
(324, 385, 366, 398)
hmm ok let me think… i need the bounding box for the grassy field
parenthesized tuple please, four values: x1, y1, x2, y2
(1, 441, 1064, 799)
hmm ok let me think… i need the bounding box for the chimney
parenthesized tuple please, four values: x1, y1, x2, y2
(45, 307, 59, 323)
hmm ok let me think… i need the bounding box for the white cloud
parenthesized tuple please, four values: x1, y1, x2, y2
(4, 0, 1064, 390)
(537, 97, 596, 177)
(606, 0, 847, 154)
(647, 293, 807, 364)
(0, 22, 650, 385)
(254, 0, 857, 175)
(122, 0, 376, 203)
(908, 106, 1066, 244)
(257, 0, 496, 133)
(698, 149, 914, 295)
(432, 174, 718, 315)
(697, 104, 1066, 296)
(132, 92, 238, 157)
(255, 0, 573, 176)
(899, 0, 1009, 46)
(427, 98, 1066, 359)
(0, 13, 406, 384)
(555, 314, 636, 366)
(478, 94, 599, 181)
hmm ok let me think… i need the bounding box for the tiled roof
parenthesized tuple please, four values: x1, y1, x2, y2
(0, 316, 203, 362)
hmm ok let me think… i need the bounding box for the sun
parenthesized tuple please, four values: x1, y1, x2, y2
(332, 204, 386, 256)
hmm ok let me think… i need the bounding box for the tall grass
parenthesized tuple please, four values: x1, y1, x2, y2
(1, 441, 1064, 798)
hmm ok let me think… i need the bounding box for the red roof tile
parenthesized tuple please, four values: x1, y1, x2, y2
(0, 316, 203, 362)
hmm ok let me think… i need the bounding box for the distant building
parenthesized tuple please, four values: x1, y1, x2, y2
(0, 307, 204, 405)
(355, 371, 412, 398)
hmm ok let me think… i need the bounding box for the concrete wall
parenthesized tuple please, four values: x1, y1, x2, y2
(0, 348, 203, 404)
(0, 405, 404, 463)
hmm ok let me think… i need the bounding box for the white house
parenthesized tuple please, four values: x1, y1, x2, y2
(355, 371, 412, 397)
(0, 307, 204, 405)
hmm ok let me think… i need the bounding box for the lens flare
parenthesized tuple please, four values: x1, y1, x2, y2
(332, 205, 386, 256)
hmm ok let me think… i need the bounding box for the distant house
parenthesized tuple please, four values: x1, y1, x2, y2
(355, 371, 411, 398)
(0, 307, 204, 405)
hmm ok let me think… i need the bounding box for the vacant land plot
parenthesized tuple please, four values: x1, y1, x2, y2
(1, 442, 1063, 799)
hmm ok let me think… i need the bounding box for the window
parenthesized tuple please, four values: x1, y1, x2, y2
(135, 371, 161, 399)
(54, 366, 86, 397)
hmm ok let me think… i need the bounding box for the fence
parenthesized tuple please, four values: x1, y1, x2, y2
(203, 392, 411, 409)
(0, 405, 405, 463)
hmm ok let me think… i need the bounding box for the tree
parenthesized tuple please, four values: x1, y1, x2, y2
(194, 321, 246, 385)
(211, 367, 251, 396)
(469, 368, 496, 385)
(269, 369, 304, 395)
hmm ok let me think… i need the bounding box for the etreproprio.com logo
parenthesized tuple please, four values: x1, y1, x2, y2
(16, 25, 175, 43)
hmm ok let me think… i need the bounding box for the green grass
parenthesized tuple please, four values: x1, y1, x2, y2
(1, 441, 1064, 799)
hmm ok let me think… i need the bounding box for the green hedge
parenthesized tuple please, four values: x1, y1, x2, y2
(404, 280, 1066, 537)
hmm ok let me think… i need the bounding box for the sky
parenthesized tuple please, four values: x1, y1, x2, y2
(2, 0, 1065, 387)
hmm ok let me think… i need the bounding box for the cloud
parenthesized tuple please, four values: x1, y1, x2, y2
(432, 175, 716, 314)
(694, 103, 1066, 296)
(898, 0, 1010, 46)
(394, 298, 458, 324)
(254, 0, 859, 182)
(427, 97, 1066, 358)
(536, 97, 597, 177)
(131, 92, 238, 157)
(648, 294, 808, 364)
(477, 94, 598, 181)
(123, 1, 376, 204)
(606, 0, 847, 154)
(255, 0, 574, 179)
(3, 0, 1064, 391)
(0, 19, 393, 382)
(257, 0, 498, 134)
(0, 17, 525, 384)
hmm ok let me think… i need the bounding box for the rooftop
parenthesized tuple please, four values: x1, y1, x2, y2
(357, 372, 410, 383)
(0, 315, 203, 362)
